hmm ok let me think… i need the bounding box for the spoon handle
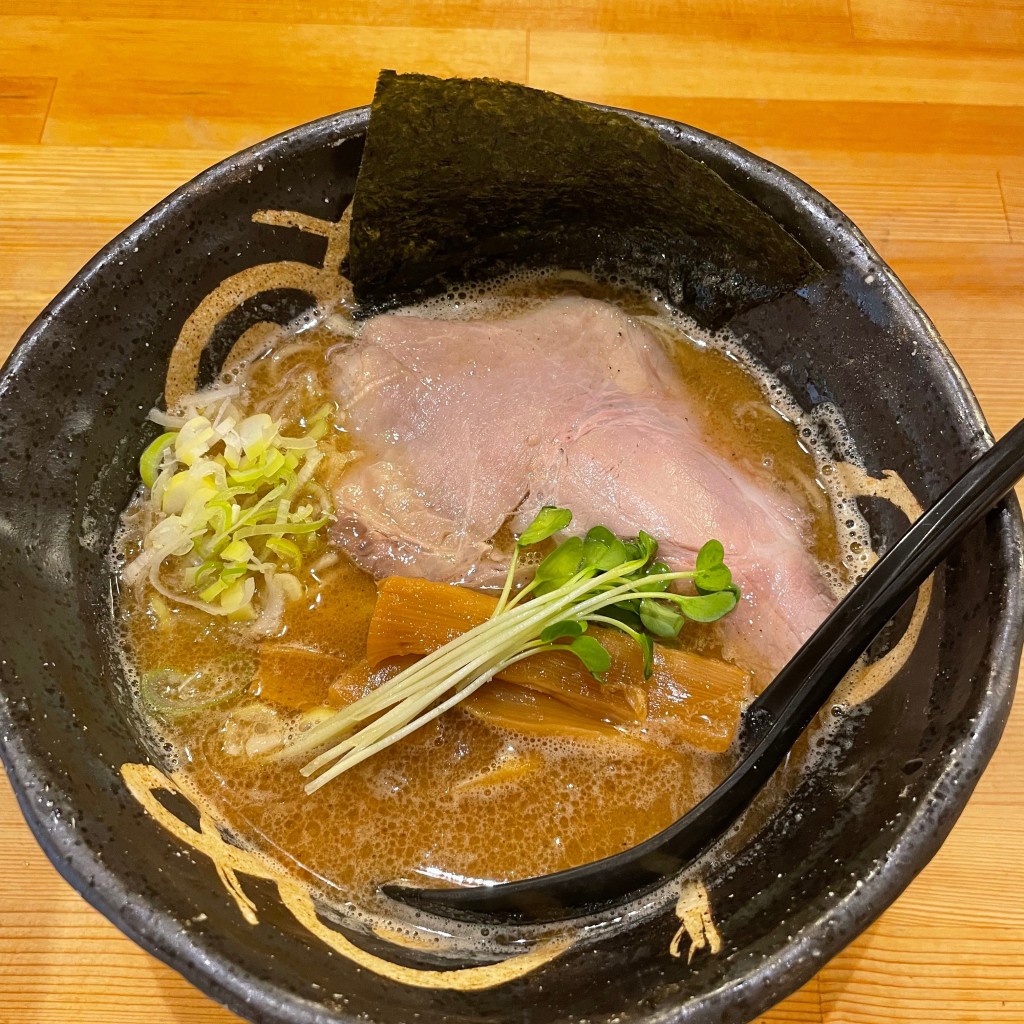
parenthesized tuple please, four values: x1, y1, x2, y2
(385, 420, 1024, 922)
(746, 417, 1024, 744)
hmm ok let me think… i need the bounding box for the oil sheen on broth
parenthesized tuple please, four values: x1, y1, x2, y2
(117, 273, 868, 928)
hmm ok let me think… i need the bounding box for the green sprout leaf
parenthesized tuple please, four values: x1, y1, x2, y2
(582, 525, 628, 571)
(639, 599, 684, 638)
(535, 536, 584, 584)
(518, 505, 573, 546)
(676, 590, 739, 622)
(539, 619, 586, 642)
(636, 530, 659, 564)
(597, 603, 644, 633)
(696, 538, 725, 571)
(621, 538, 644, 562)
(635, 632, 655, 678)
(565, 635, 612, 679)
(632, 561, 672, 592)
(695, 563, 733, 592)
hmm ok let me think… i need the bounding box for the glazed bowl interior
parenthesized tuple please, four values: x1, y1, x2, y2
(0, 106, 1021, 1024)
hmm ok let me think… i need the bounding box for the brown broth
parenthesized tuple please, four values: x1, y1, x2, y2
(119, 280, 848, 920)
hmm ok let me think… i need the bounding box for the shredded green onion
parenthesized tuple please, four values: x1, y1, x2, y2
(139, 432, 178, 489)
(139, 669, 243, 720)
(124, 396, 338, 627)
(265, 536, 302, 571)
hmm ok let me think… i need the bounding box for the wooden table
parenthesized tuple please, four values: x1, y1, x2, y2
(1, 3, 1022, 1021)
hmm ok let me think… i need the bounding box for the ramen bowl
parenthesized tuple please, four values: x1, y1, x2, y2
(0, 102, 1021, 1024)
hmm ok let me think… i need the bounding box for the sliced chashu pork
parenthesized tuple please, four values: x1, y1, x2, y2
(331, 296, 836, 677)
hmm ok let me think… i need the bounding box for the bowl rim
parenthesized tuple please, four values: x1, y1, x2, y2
(1, 101, 1022, 1024)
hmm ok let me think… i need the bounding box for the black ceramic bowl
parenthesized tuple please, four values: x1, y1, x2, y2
(0, 105, 1021, 1024)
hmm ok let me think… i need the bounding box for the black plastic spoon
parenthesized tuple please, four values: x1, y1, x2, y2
(382, 417, 1024, 925)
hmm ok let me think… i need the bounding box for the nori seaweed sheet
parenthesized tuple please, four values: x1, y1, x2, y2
(348, 71, 821, 327)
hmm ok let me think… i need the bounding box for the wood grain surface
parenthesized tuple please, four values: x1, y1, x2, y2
(1, 3, 1022, 1022)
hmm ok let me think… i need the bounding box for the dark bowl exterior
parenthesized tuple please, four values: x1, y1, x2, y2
(0, 106, 1021, 1024)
